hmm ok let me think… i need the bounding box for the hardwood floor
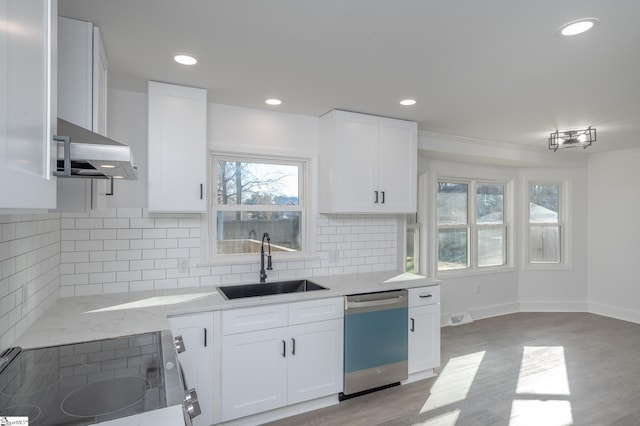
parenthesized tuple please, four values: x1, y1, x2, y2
(265, 312, 640, 426)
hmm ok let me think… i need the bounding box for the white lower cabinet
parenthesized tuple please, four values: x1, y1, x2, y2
(220, 298, 343, 422)
(168, 312, 214, 426)
(407, 286, 441, 376)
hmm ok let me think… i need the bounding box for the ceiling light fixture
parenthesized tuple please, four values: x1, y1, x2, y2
(549, 127, 596, 152)
(174, 54, 198, 65)
(400, 99, 417, 106)
(559, 18, 599, 36)
(265, 98, 282, 106)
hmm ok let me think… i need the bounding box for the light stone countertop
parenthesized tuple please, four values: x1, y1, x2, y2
(14, 271, 439, 349)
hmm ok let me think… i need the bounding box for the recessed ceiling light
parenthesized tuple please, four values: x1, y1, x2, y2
(559, 18, 599, 36)
(174, 54, 198, 65)
(265, 98, 282, 106)
(113, 176, 125, 179)
(100, 164, 115, 169)
(400, 99, 417, 106)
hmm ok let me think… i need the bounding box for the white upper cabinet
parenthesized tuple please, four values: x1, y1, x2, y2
(0, 0, 58, 209)
(319, 110, 417, 214)
(55, 16, 109, 212)
(147, 81, 207, 213)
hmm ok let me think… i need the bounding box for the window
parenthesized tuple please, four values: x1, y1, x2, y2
(528, 183, 561, 264)
(211, 155, 306, 260)
(406, 214, 419, 274)
(437, 179, 508, 273)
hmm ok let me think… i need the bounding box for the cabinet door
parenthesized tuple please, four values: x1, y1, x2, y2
(56, 17, 108, 212)
(408, 304, 441, 374)
(333, 111, 379, 213)
(287, 318, 343, 405)
(221, 328, 288, 421)
(0, 0, 57, 209)
(168, 313, 214, 426)
(378, 117, 417, 213)
(148, 81, 207, 213)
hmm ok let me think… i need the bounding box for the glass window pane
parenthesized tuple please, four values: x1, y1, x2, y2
(477, 184, 504, 224)
(216, 211, 301, 254)
(529, 184, 559, 223)
(438, 228, 468, 270)
(217, 160, 299, 206)
(529, 225, 560, 263)
(438, 182, 468, 225)
(478, 227, 506, 267)
(406, 227, 418, 273)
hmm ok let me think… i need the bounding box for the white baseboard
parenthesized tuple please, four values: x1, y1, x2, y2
(588, 302, 640, 325)
(220, 395, 338, 425)
(519, 300, 589, 312)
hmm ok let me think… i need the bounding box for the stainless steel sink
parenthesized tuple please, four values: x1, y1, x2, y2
(217, 280, 328, 300)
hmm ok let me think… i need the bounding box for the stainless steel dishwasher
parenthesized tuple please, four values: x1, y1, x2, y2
(342, 289, 408, 397)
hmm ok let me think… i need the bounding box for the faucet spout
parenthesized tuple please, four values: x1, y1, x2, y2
(260, 232, 272, 283)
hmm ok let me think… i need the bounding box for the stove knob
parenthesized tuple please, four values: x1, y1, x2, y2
(184, 388, 201, 419)
(174, 335, 185, 353)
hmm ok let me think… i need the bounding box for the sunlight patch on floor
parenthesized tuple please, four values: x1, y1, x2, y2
(419, 351, 485, 413)
(412, 409, 460, 426)
(516, 346, 571, 395)
(510, 400, 573, 426)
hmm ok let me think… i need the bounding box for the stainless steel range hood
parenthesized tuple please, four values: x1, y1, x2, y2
(55, 118, 138, 180)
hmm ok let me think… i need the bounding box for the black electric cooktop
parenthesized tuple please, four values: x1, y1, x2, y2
(0, 332, 171, 425)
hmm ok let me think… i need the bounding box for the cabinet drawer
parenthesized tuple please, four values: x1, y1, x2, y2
(289, 298, 343, 325)
(222, 304, 288, 335)
(408, 286, 440, 307)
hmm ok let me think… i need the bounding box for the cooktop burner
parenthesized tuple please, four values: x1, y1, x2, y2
(0, 332, 171, 425)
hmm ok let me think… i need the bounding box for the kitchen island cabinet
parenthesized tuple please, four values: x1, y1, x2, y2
(220, 297, 343, 422)
(0, 0, 58, 210)
(319, 110, 417, 214)
(147, 81, 207, 213)
(168, 312, 214, 426)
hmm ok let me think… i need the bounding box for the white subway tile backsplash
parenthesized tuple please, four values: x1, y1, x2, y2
(103, 218, 130, 229)
(56, 209, 397, 296)
(0, 214, 60, 348)
(90, 229, 117, 240)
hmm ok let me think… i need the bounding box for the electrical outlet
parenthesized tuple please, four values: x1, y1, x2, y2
(178, 258, 189, 273)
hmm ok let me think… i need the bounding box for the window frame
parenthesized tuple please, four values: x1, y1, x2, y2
(436, 177, 513, 276)
(524, 179, 572, 270)
(209, 153, 310, 264)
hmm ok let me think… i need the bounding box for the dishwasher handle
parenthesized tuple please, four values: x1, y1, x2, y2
(346, 295, 405, 310)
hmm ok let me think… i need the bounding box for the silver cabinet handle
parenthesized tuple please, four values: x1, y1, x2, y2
(200, 183, 203, 199)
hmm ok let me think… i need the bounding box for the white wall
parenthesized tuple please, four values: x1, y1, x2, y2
(587, 149, 640, 322)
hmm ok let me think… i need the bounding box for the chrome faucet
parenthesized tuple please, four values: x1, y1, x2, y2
(260, 232, 272, 283)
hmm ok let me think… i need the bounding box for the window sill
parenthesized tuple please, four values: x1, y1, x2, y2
(437, 266, 516, 279)
(200, 252, 320, 267)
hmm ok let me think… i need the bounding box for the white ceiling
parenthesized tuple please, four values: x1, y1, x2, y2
(59, 0, 640, 153)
